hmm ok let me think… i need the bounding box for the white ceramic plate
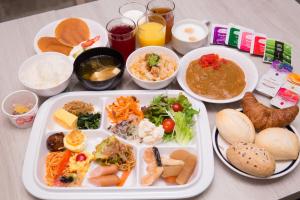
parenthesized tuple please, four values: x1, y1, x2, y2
(177, 46, 259, 103)
(22, 90, 214, 199)
(212, 124, 300, 179)
(33, 18, 108, 56)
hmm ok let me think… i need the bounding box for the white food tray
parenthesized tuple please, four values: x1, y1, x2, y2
(22, 90, 214, 199)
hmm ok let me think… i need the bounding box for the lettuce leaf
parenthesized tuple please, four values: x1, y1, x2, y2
(173, 112, 194, 145)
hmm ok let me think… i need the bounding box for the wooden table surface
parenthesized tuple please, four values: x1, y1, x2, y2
(1, 0, 300, 199)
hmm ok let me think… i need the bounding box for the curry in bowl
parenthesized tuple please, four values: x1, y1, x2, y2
(186, 54, 246, 100)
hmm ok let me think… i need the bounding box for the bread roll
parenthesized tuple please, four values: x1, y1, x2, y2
(216, 109, 255, 144)
(226, 142, 275, 177)
(255, 128, 300, 161)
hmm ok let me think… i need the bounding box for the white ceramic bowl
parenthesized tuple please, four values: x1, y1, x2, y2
(126, 46, 180, 89)
(177, 46, 259, 103)
(18, 52, 73, 97)
(1, 90, 39, 128)
(171, 19, 209, 55)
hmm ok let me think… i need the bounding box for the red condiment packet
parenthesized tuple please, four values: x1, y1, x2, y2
(250, 33, 267, 56)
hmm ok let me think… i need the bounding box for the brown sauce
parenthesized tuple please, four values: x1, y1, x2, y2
(186, 59, 246, 100)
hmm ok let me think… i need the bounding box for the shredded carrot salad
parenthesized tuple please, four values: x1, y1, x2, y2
(106, 96, 144, 124)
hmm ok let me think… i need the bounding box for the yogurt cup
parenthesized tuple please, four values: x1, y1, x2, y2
(171, 19, 210, 55)
(1, 90, 38, 128)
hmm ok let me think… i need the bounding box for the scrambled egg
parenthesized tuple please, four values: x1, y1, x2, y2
(68, 151, 93, 173)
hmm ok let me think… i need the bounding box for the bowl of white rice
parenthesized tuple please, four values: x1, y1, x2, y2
(18, 52, 73, 97)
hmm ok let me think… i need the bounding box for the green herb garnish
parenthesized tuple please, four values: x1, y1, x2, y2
(146, 53, 160, 67)
(77, 112, 101, 129)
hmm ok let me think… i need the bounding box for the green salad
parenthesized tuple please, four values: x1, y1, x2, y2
(142, 94, 199, 144)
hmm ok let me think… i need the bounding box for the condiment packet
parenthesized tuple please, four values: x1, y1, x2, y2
(256, 60, 293, 97)
(270, 73, 300, 108)
(210, 24, 228, 45)
(225, 24, 243, 48)
(263, 38, 292, 64)
(238, 28, 254, 52)
(250, 33, 267, 56)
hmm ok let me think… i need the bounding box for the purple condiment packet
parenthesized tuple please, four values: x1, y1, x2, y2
(210, 24, 228, 45)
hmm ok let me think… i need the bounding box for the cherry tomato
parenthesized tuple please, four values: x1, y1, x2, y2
(76, 153, 87, 162)
(162, 118, 175, 133)
(172, 103, 183, 112)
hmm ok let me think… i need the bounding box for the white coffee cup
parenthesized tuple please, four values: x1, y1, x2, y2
(171, 19, 210, 55)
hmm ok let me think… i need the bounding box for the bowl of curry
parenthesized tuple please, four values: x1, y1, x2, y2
(177, 46, 258, 103)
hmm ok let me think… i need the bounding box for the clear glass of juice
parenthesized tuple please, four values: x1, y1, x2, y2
(137, 13, 166, 47)
(147, 0, 175, 44)
(106, 17, 136, 60)
(119, 2, 146, 24)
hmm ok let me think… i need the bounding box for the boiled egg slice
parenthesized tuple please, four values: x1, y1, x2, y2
(63, 130, 86, 152)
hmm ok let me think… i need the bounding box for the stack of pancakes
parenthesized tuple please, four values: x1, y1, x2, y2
(38, 18, 90, 55)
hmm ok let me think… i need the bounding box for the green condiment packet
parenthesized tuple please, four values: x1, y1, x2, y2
(263, 38, 292, 64)
(225, 24, 242, 48)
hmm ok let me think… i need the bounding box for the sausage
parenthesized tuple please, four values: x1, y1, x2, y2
(89, 174, 120, 186)
(170, 150, 197, 185)
(175, 154, 197, 185)
(89, 165, 118, 178)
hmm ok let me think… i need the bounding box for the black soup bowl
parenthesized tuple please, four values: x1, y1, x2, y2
(74, 47, 125, 90)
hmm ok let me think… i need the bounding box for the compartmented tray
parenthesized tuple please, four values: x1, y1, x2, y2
(22, 90, 214, 199)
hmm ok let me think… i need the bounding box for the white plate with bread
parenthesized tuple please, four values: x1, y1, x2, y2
(212, 92, 300, 179)
(213, 125, 300, 179)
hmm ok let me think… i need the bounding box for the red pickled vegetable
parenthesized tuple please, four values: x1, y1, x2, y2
(198, 53, 222, 70)
(81, 35, 100, 48)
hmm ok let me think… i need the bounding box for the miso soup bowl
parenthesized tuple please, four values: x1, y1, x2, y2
(126, 46, 180, 90)
(74, 47, 125, 90)
(172, 19, 210, 55)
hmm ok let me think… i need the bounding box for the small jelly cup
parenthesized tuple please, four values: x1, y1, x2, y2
(1, 90, 39, 128)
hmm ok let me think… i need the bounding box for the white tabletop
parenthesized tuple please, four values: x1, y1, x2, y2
(1, 0, 300, 199)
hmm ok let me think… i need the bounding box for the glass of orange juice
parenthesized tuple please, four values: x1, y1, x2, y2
(137, 13, 166, 47)
(147, 0, 175, 44)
